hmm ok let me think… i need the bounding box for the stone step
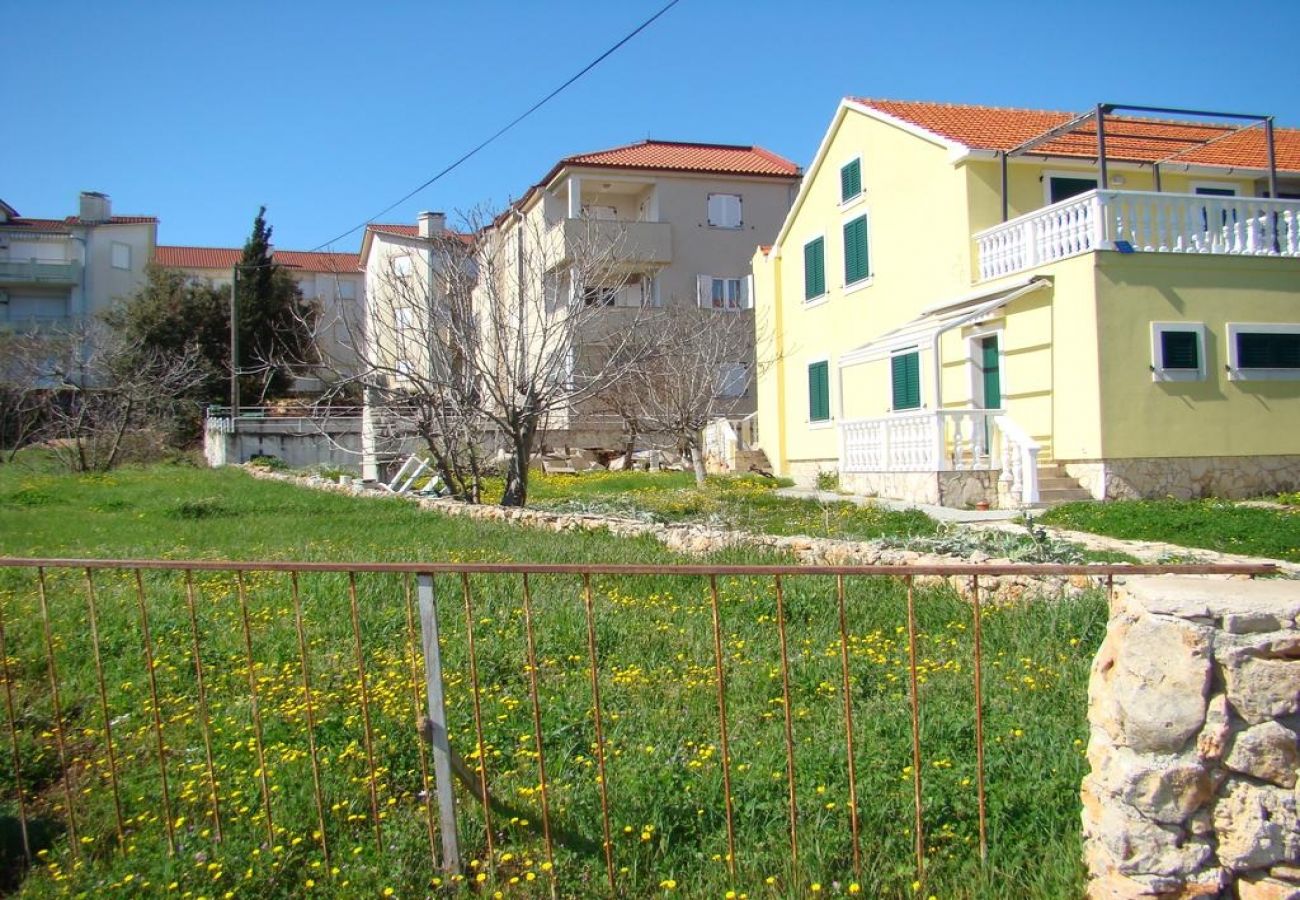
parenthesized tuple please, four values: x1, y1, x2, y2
(1038, 475, 1085, 491)
(1036, 487, 1094, 505)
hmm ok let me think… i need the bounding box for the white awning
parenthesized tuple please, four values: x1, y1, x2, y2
(839, 276, 1050, 367)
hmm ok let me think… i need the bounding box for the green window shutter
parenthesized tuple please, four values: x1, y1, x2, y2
(804, 237, 825, 300)
(891, 352, 921, 410)
(843, 215, 869, 284)
(840, 159, 861, 202)
(1160, 331, 1199, 370)
(808, 361, 830, 421)
(1238, 332, 1300, 369)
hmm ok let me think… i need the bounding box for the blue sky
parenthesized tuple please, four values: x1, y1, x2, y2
(7, 0, 1298, 253)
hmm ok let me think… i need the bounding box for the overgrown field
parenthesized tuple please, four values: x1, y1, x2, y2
(1040, 498, 1300, 562)
(0, 463, 1104, 897)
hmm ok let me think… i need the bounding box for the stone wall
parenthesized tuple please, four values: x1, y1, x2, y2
(1083, 576, 1300, 898)
(838, 469, 998, 508)
(1063, 456, 1300, 502)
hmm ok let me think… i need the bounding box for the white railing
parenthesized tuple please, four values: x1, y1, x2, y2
(838, 409, 1041, 504)
(838, 408, 1000, 473)
(975, 189, 1300, 281)
(993, 414, 1040, 505)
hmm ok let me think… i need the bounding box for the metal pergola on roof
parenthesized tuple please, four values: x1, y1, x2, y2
(998, 102, 1280, 222)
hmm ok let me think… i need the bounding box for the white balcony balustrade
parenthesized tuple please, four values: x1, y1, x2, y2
(976, 190, 1300, 281)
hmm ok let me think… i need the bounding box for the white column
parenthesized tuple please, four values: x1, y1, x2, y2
(567, 176, 582, 219)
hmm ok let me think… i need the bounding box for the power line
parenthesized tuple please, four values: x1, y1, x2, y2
(311, 0, 683, 252)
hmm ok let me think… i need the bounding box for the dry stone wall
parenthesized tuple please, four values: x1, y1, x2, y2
(1084, 577, 1300, 899)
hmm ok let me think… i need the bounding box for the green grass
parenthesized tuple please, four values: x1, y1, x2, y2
(1040, 498, 1300, 562)
(507, 470, 939, 543)
(0, 463, 1101, 897)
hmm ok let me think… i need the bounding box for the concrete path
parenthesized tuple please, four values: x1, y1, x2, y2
(775, 487, 1023, 523)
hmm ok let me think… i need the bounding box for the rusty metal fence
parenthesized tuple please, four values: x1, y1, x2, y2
(0, 558, 1274, 896)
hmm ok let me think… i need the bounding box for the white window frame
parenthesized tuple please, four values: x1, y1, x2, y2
(839, 155, 865, 209)
(1226, 322, 1300, 381)
(697, 274, 747, 311)
(841, 208, 872, 293)
(964, 325, 1007, 408)
(1043, 170, 1099, 207)
(110, 242, 131, 270)
(802, 233, 829, 308)
(707, 193, 743, 229)
(806, 355, 833, 429)
(1150, 322, 1208, 382)
(392, 255, 413, 277)
(888, 346, 924, 413)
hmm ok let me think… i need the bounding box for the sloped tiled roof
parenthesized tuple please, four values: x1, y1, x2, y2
(156, 245, 361, 273)
(65, 215, 158, 225)
(850, 99, 1300, 173)
(365, 223, 475, 244)
(561, 139, 800, 178)
(1, 215, 158, 232)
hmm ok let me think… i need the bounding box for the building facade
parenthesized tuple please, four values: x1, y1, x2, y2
(0, 192, 156, 332)
(754, 99, 1300, 506)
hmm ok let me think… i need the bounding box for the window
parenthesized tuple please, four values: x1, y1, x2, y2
(111, 242, 131, 270)
(1193, 184, 1238, 197)
(808, 360, 830, 422)
(843, 214, 870, 285)
(1048, 175, 1097, 204)
(392, 255, 413, 277)
(891, 350, 921, 410)
(297, 278, 317, 300)
(582, 286, 618, 308)
(1151, 323, 1206, 382)
(338, 280, 357, 301)
(1227, 324, 1300, 380)
(697, 275, 748, 310)
(840, 158, 862, 203)
(707, 193, 742, 228)
(803, 237, 826, 301)
(717, 363, 748, 398)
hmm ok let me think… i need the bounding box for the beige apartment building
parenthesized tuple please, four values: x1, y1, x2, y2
(0, 192, 156, 332)
(475, 139, 801, 444)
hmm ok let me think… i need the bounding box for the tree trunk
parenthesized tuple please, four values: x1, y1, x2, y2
(501, 421, 537, 508)
(689, 440, 706, 486)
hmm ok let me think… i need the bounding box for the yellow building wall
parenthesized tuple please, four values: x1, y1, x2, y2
(1094, 253, 1300, 458)
(756, 107, 977, 474)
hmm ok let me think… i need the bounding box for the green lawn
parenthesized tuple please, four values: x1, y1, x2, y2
(1040, 498, 1300, 562)
(0, 463, 1102, 898)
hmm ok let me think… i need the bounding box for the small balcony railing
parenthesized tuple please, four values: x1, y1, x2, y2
(553, 218, 672, 269)
(0, 258, 81, 285)
(975, 189, 1300, 281)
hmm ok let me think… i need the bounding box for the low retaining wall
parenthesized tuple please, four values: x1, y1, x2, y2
(1064, 456, 1300, 502)
(241, 466, 1099, 602)
(1084, 576, 1300, 898)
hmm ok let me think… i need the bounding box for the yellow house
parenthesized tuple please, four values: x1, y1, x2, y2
(754, 99, 1300, 506)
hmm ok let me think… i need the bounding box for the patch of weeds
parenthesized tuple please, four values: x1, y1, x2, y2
(168, 497, 235, 519)
(1276, 490, 1300, 507)
(815, 470, 840, 492)
(2, 484, 58, 507)
(882, 518, 1098, 564)
(247, 454, 288, 471)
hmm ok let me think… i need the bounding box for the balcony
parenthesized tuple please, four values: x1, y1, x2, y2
(975, 190, 1300, 281)
(553, 218, 672, 270)
(0, 259, 81, 285)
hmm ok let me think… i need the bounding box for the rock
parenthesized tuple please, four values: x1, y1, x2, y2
(1237, 874, 1300, 900)
(1090, 613, 1212, 754)
(1212, 781, 1300, 871)
(1196, 694, 1236, 762)
(1082, 778, 1213, 877)
(1224, 721, 1299, 788)
(1119, 577, 1300, 626)
(1088, 739, 1212, 823)
(1221, 638, 1300, 725)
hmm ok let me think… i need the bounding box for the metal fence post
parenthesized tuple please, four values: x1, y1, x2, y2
(418, 573, 461, 875)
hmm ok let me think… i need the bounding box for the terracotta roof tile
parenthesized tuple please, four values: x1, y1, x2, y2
(2, 215, 158, 232)
(64, 215, 158, 225)
(850, 99, 1300, 173)
(365, 223, 475, 245)
(562, 139, 800, 178)
(156, 245, 361, 273)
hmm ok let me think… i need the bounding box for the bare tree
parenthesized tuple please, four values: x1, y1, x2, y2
(620, 308, 756, 485)
(318, 207, 663, 506)
(0, 320, 208, 472)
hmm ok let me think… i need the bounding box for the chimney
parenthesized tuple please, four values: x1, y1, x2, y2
(79, 191, 111, 223)
(417, 211, 446, 238)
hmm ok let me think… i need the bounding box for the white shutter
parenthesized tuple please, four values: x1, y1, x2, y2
(725, 195, 742, 227)
(741, 275, 752, 310)
(697, 274, 713, 308)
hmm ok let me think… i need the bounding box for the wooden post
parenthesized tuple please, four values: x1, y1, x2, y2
(417, 574, 461, 874)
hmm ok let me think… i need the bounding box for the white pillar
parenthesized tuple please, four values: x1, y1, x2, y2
(567, 176, 582, 219)
(645, 182, 660, 222)
(361, 387, 380, 482)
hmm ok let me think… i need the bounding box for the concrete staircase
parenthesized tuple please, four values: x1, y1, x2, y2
(1031, 463, 1094, 507)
